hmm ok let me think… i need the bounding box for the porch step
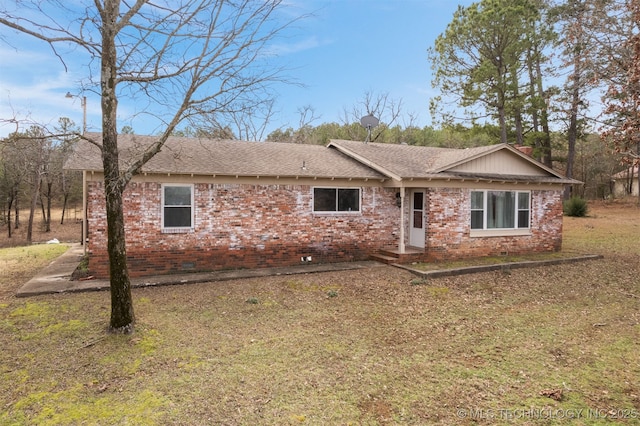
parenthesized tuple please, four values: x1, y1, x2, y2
(371, 247, 426, 264)
(370, 253, 399, 264)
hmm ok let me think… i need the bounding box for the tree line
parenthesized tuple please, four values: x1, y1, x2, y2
(427, 0, 639, 198)
(180, 0, 640, 200)
(0, 119, 83, 242)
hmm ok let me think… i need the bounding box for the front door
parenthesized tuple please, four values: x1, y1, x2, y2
(409, 190, 425, 248)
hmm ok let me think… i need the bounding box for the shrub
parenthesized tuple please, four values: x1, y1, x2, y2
(564, 196, 588, 217)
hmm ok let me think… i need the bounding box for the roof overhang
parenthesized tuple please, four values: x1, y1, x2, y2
(81, 169, 388, 184)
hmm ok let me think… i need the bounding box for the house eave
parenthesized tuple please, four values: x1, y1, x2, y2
(384, 172, 580, 188)
(75, 168, 576, 187)
(81, 169, 388, 184)
(438, 171, 581, 185)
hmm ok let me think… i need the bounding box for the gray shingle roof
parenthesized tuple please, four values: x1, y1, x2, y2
(328, 139, 501, 178)
(65, 133, 386, 180)
(65, 133, 577, 184)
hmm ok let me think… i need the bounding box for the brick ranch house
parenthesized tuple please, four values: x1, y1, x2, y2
(65, 133, 579, 278)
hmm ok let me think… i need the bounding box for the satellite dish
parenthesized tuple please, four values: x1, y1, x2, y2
(360, 114, 379, 128)
(360, 114, 379, 143)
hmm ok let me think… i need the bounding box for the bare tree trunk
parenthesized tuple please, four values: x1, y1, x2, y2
(565, 56, 581, 200)
(39, 191, 47, 229)
(105, 174, 134, 332)
(511, 68, 524, 146)
(527, 50, 541, 151)
(498, 106, 508, 144)
(26, 169, 41, 243)
(45, 181, 52, 232)
(102, 0, 134, 333)
(535, 59, 552, 168)
(61, 192, 69, 225)
(6, 197, 12, 239)
(514, 113, 523, 146)
(14, 195, 19, 229)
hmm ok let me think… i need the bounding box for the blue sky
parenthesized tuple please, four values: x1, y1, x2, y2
(0, 1, 473, 139)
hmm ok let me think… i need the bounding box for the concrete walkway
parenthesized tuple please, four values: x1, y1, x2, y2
(16, 244, 604, 298)
(16, 243, 385, 297)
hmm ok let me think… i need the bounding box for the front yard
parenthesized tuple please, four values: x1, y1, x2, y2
(0, 200, 638, 425)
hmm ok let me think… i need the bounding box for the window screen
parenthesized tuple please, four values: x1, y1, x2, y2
(471, 190, 530, 230)
(313, 188, 360, 212)
(163, 185, 193, 228)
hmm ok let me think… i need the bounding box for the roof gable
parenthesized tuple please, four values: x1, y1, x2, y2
(327, 139, 576, 183)
(446, 146, 555, 177)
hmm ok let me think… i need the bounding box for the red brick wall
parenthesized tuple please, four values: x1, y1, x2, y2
(86, 181, 400, 278)
(87, 181, 564, 277)
(424, 187, 563, 261)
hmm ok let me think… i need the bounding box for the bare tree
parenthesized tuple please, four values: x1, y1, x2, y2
(0, 136, 27, 238)
(13, 128, 49, 244)
(566, 0, 640, 202)
(340, 91, 404, 142)
(54, 117, 80, 225)
(1, 0, 299, 333)
(296, 105, 319, 128)
(0, 127, 51, 243)
(198, 98, 279, 141)
(290, 105, 320, 144)
(600, 0, 640, 204)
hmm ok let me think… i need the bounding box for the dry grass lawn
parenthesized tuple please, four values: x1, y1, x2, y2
(0, 200, 639, 425)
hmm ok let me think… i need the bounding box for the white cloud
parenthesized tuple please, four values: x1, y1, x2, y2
(266, 35, 332, 57)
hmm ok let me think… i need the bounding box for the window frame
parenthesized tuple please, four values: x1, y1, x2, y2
(161, 183, 195, 232)
(516, 191, 530, 229)
(470, 190, 531, 236)
(312, 187, 361, 214)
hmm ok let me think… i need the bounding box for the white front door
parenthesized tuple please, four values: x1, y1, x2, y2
(409, 190, 425, 248)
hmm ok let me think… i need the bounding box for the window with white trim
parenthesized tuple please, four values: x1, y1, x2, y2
(162, 184, 194, 229)
(313, 187, 360, 213)
(471, 190, 530, 230)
